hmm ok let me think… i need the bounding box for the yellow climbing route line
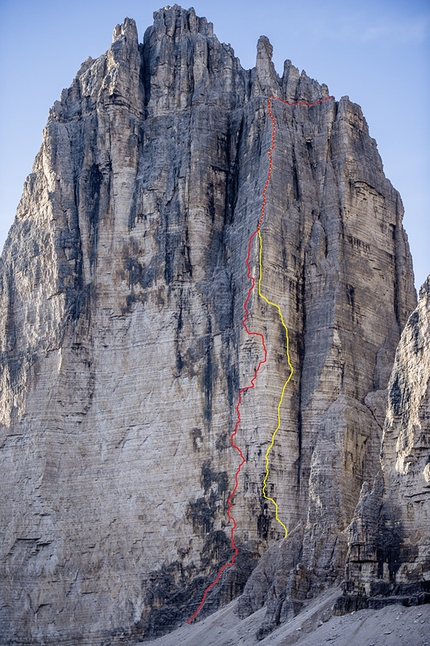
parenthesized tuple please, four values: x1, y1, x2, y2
(258, 227, 293, 538)
(257, 95, 296, 538)
(257, 94, 332, 536)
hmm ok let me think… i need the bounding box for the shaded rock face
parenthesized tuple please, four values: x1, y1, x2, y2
(336, 276, 430, 612)
(0, 5, 416, 643)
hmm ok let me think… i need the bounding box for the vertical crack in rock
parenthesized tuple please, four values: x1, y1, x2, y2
(0, 5, 418, 643)
(337, 276, 430, 614)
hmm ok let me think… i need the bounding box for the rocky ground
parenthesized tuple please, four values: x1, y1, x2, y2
(148, 588, 430, 646)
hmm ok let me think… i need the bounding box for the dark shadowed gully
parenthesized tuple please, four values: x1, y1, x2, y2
(0, 5, 426, 645)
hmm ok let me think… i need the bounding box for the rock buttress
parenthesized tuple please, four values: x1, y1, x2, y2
(336, 276, 430, 613)
(0, 6, 416, 643)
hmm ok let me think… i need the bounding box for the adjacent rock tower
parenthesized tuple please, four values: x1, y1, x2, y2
(0, 6, 416, 643)
(338, 277, 430, 611)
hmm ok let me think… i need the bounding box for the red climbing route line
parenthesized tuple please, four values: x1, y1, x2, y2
(187, 229, 267, 624)
(261, 95, 334, 236)
(188, 94, 334, 625)
(259, 94, 333, 534)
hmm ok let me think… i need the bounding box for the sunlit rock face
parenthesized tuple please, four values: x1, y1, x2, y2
(337, 276, 429, 611)
(0, 6, 416, 643)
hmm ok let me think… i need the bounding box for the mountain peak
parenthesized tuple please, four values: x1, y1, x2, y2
(112, 16, 138, 43)
(0, 7, 423, 646)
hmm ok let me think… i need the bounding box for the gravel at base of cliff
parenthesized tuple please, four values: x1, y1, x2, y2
(148, 589, 430, 646)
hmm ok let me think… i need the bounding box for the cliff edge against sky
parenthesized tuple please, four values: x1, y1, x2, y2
(0, 6, 424, 644)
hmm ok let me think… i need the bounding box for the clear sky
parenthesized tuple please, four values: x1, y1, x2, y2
(0, 0, 428, 288)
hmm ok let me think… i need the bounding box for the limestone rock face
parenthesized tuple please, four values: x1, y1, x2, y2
(0, 5, 416, 643)
(338, 276, 430, 610)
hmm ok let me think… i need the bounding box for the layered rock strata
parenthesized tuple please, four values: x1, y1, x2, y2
(0, 5, 416, 643)
(336, 276, 430, 611)
(242, 279, 429, 639)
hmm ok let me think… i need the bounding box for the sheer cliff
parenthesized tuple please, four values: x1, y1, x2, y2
(337, 276, 430, 611)
(0, 6, 417, 644)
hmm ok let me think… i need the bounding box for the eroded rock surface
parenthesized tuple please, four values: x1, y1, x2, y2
(336, 276, 430, 611)
(0, 5, 416, 643)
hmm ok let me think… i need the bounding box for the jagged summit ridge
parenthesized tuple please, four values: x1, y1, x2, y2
(151, 5, 214, 37)
(58, 5, 331, 122)
(0, 6, 417, 644)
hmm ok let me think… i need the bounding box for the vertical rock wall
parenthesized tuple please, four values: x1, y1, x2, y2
(337, 276, 430, 610)
(0, 6, 416, 643)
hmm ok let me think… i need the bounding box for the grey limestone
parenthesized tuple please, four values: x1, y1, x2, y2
(0, 6, 417, 643)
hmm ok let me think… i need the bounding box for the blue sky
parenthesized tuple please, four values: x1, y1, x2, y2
(0, 0, 429, 288)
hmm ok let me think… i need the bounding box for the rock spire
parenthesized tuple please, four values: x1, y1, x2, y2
(0, 6, 417, 643)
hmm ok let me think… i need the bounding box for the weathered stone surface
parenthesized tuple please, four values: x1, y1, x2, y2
(0, 5, 416, 643)
(336, 276, 430, 612)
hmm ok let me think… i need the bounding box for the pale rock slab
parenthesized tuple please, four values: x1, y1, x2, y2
(0, 5, 416, 643)
(337, 275, 430, 610)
